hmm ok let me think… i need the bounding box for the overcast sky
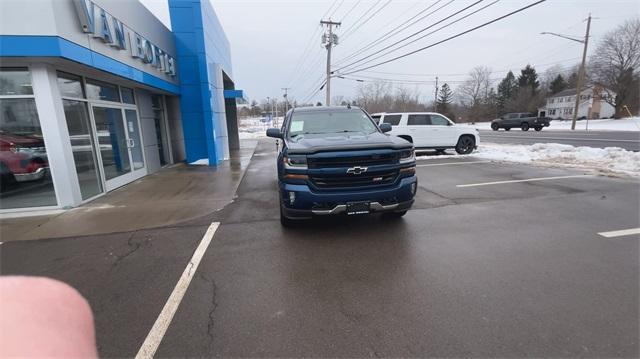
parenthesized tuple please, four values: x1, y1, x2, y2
(139, 0, 639, 104)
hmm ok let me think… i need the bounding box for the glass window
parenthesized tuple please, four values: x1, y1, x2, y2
(287, 110, 377, 137)
(57, 72, 85, 98)
(86, 79, 120, 102)
(92, 107, 130, 179)
(0, 68, 34, 96)
(62, 100, 103, 200)
(382, 115, 401, 126)
(430, 114, 450, 126)
(0, 98, 57, 209)
(120, 87, 135, 104)
(371, 115, 381, 124)
(407, 114, 430, 126)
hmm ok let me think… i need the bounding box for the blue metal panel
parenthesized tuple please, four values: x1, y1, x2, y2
(0, 35, 180, 94)
(169, 0, 234, 165)
(224, 90, 243, 99)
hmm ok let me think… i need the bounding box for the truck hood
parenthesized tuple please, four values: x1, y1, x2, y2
(285, 131, 412, 154)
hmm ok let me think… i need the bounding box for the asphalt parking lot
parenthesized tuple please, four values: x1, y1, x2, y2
(1, 139, 639, 357)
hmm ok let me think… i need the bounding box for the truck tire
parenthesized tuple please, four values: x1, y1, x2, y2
(534, 126, 542, 131)
(0, 163, 16, 192)
(491, 123, 499, 131)
(521, 122, 530, 131)
(280, 204, 295, 227)
(504, 127, 511, 131)
(455, 135, 475, 155)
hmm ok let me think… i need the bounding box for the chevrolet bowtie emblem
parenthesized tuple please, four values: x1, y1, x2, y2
(346, 166, 368, 175)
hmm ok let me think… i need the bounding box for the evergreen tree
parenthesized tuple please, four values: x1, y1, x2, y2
(497, 71, 517, 114)
(517, 64, 540, 92)
(567, 72, 579, 88)
(436, 83, 455, 120)
(549, 74, 567, 94)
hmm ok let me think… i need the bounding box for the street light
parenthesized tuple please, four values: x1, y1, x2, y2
(541, 14, 591, 130)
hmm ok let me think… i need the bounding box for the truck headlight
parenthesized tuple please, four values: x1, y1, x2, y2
(399, 149, 415, 164)
(284, 155, 307, 169)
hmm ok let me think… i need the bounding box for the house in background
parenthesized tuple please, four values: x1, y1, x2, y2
(539, 85, 616, 120)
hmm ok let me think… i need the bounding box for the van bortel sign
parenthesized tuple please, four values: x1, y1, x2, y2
(73, 0, 177, 77)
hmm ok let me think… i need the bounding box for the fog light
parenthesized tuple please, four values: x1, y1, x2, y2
(289, 191, 296, 205)
(411, 182, 417, 195)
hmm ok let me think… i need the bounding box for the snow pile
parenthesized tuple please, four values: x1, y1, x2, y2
(238, 117, 284, 139)
(549, 117, 640, 131)
(460, 117, 640, 132)
(189, 158, 209, 165)
(417, 142, 640, 176)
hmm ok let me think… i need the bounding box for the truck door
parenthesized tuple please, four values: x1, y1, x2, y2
(428, 114, 457, 146)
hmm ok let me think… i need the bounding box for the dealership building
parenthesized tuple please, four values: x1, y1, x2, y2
(0, 0, 243, 213)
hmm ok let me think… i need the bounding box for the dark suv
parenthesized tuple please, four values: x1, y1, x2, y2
(266, 106, 417, 226)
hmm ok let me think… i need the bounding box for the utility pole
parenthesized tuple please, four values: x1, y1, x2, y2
(434, 76, 439, 112)
(572, 14, 591, 130)
(541, 14, 592, 130)
(321, 19, 340, 106)
(281, 87, 291, 113)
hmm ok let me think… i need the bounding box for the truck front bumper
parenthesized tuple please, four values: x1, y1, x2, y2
(280, 175, 417, 219)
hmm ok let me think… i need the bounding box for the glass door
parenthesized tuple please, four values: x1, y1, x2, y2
(91, 106, 146, 191)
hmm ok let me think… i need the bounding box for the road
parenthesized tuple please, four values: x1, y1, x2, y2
(1, 139, 639, 357)
(479, 129, 640, 151)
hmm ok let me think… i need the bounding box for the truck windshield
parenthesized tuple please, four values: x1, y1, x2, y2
(288, 110, 378, 137)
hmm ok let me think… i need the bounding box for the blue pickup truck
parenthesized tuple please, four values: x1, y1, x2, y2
(266, 106, 417, 226)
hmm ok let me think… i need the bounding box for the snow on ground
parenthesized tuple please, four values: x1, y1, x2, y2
(417, 142, 640, 177)
(189, 158, 209, 165)
(239, 117, 283, 139)
(460, 117, 640, 132)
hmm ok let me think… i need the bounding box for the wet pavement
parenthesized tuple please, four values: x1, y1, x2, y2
(1, 139, 638, 357)
(0, 140, 257, 241)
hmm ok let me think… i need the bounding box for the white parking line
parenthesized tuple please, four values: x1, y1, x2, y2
(598, 228, 640, 238)
(136, 222, 220, 359)
(417, 160, 491, 167)
(456, 175, 595, 188)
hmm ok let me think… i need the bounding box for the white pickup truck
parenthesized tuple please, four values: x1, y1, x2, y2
(370, 112, 480, 154)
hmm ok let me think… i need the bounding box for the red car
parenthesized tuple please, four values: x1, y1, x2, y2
(0, 132, 48, 189)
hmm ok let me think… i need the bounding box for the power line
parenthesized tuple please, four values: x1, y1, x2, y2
(328, 0, 346, 19)
(339, 0, 393, 42)
(341, 0, 502, 73)
(339, 0, 549, 76)
(335, 0, 488, 73)
(334, 0, 450, 65)
(339, 0, 363, 22)
(338, 0, 385, 39)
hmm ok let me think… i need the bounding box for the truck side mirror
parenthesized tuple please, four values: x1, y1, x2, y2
(379, 123, 392, 133)
(266, 128, 283, 139)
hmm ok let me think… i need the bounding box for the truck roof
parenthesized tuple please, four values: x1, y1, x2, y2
(292, 106, 362, 113)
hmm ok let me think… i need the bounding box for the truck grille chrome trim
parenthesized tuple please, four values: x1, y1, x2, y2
(311, 202, 398, 215)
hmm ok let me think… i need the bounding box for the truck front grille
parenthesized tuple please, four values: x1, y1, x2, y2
(307, 153, 398, 168)
(311, 170, 398, 189)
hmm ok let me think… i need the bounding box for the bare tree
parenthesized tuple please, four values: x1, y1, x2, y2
(589, 18, 640, 117)
(457, 66, 495, 121)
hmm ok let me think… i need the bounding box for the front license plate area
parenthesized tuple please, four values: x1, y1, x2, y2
(347, 202, 370, 215)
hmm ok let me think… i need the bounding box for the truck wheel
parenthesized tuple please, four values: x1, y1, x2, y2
(383, 210, 407, 219)
(491, 123, 499, 131)
(504, 127, 511, 131)
(534, 126, 542, 131)
(521, 123, 530, 131)
(279, 204, 295, 227)
(455, 135, 475, 155)
(0, 163, 16, 192)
